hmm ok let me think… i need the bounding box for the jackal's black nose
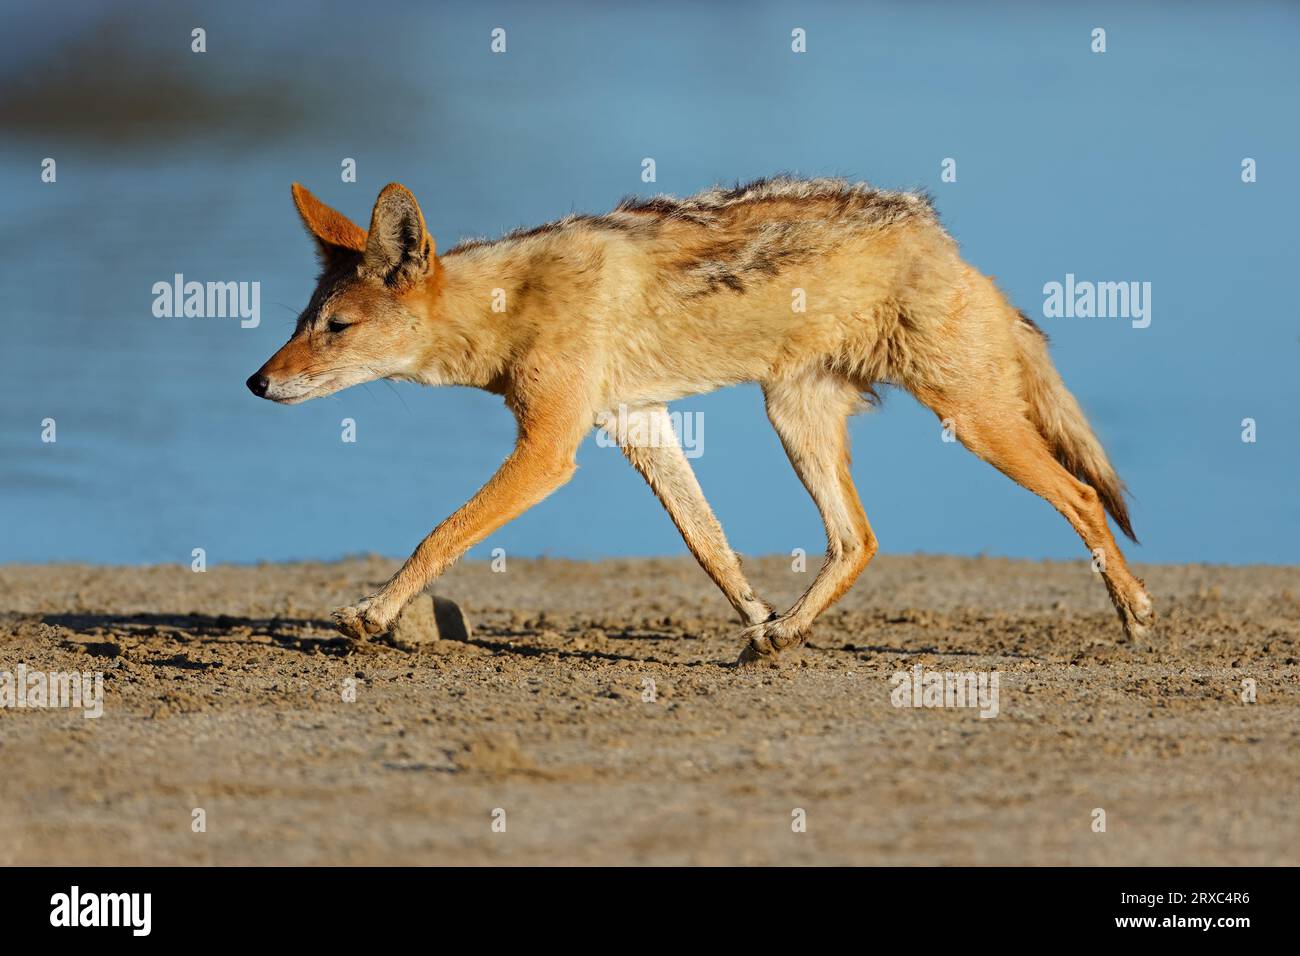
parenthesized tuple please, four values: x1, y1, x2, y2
(246, 373, 270, 397)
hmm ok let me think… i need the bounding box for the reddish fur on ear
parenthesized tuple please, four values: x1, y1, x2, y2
(291, 183, 366, 254)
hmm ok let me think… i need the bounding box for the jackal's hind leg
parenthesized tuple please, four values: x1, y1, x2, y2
(602, 405, 773, 627)
(944, 407, 1154, 642)
(738, 372, 877, 665)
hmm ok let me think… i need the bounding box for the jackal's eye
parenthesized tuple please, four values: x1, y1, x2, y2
(326, 318, 351, 334)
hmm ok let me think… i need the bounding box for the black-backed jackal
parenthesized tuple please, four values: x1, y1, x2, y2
(249, 177, 1153, 663)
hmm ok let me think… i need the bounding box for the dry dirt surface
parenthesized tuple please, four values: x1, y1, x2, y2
(2, 554, 1298, 866)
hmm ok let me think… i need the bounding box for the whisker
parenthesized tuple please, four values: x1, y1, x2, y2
(382, 379, 412, 414)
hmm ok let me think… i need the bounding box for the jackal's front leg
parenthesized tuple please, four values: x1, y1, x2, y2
(601, 404, 773, 627)
(332, 408, 587, 639)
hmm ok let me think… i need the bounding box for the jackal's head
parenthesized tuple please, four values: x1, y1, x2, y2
(247, 182, 441, 403)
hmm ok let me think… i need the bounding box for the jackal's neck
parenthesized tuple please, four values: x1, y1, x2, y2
(409, 250, 521, 392)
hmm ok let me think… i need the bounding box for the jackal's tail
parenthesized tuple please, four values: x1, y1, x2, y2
(1012, 313, 1137, 542)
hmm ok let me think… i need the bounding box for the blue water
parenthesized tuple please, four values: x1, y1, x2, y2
(1, 0, 1297, 566)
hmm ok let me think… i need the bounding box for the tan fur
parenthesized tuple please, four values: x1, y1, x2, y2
(250, 177, 1154, 661)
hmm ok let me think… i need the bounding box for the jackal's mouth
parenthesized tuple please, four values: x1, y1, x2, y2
(263, 379, 339, 404)
(265, 389, 316, 405)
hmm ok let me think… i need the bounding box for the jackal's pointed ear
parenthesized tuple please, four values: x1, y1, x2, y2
(362, 183, 435, 289)
(291, 183, 366, 266)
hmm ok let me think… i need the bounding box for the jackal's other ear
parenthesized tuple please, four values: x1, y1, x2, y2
(362, 183, 435, 288)
(291, 183, 366, 265)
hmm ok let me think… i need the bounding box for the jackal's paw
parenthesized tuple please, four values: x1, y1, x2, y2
(331, 596, 392, 640)
(735, 618, 808, 667)
(1119, 587, 1156, 644)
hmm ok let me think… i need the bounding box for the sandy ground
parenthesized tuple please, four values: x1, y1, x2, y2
(1, 554, 1298, 866)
